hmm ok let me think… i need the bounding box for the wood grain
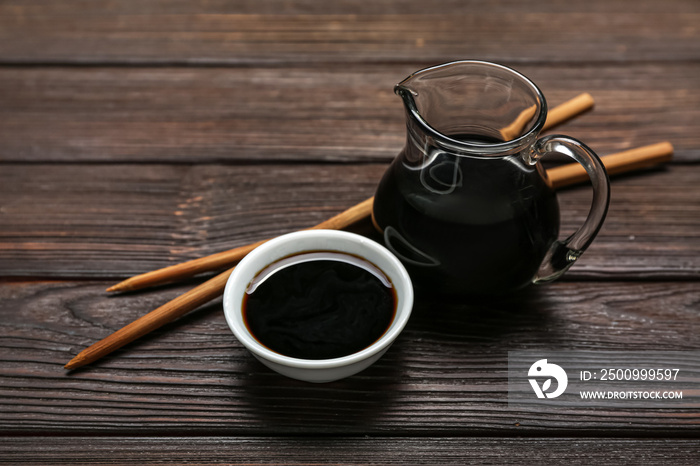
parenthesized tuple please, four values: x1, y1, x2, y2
(0, 280, 697, 435)
(0, 163, 696, 280)
(0, 437, 698, 465)
(0, 1, 698, 64)
(0, 64, 698, 163)
(1, 0, 699, 458)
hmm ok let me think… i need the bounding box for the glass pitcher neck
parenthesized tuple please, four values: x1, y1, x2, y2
(395, 61, 548, 158)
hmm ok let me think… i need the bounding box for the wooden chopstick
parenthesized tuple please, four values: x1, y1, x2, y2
(107, 93, 596, 294)
(66, 269, 233, 371)
(65, 139, 674, 370)
(500, 93, 594, 141)
(547, 142, 674, 188)
(106, 198, 375, 293)
(545, 93, 595, 131)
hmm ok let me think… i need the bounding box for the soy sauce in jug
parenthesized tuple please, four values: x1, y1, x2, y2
(372, 134, 560, 295)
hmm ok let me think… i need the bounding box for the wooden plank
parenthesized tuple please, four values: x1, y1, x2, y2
(0, 163, 698, 279)
(2, 0, 698, 15)
(0, 436, 698, 465)
(0, 164, 192, 277)
(1, 63, 698, 163)
(0, 1, 698, 64)
(0, 163, 382, 278)
(0, 280, 697, 435)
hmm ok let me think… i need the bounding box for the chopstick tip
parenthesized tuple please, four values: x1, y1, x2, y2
(64, 359, 81, 371)
(575, 92, 595, 111)
(106, 280, 132, 293)
(659, 141, 674, 156)
(64, 351, 91, 371)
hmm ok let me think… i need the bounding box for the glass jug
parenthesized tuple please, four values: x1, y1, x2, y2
(372, 61, 610, 295)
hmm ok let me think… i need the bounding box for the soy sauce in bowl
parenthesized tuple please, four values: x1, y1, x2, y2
(242, 251, 397, 360)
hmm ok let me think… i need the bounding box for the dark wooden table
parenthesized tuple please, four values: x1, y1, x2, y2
(1, 1, 699, 463)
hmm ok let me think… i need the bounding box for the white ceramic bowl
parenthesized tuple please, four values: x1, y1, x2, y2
(223, 229, 413, 383)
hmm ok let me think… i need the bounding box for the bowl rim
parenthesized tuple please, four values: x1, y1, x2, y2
(222, 229, 414, 370)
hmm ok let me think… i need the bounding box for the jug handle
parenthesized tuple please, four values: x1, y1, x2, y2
(533, 135, 611, 283)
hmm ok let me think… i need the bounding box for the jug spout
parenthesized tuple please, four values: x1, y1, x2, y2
(393, 60, 547, 156)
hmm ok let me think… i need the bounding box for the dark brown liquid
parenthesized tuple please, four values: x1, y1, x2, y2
(372, 134, 559, 295)
(243, 251, 396, 360)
